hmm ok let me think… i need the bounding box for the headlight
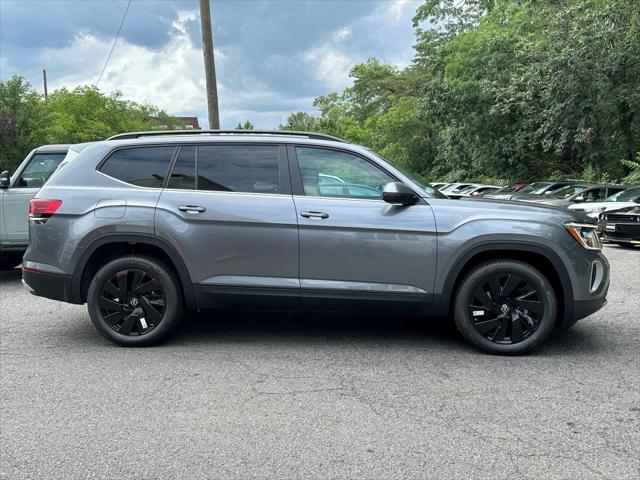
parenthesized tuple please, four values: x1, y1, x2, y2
(566, 223, 602, 251)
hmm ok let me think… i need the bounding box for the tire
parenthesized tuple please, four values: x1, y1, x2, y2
(453, 260, 557, 355)
(86, 255, 183, 347)
(0, 252, 23, 270)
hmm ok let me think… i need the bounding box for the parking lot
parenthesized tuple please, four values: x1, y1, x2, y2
(0, 245, 638, 479)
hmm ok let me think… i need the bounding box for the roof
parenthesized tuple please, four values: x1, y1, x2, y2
(107, 129, 346, 143)
(34, 144, 71, 153)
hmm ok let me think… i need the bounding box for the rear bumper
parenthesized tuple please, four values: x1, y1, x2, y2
(22, 270, 77, 303)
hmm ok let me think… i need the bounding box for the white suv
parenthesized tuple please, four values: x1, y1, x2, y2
(0, 144, 69, 269)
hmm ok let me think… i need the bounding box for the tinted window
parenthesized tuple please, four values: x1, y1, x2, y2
(101, 147, 175, 187)
(197, 145, 280, 193)
(296, 147, 393, 199)
(16, 153, 66, 188)
(519, 182, 551, 194)
(167, 146, 196, 190)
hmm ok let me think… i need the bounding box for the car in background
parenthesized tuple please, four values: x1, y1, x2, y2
(482, 182, 530, 199)
(599, 206, 640, 248)
(429, 182, 450, 190)
(521, 184, 626, 208)
(447, 184, 501, 199)
(440, 183, 475, 196)
(488, 180, 580, 201)
(0, 144, 70, 269)
(569, 186, 640, 219)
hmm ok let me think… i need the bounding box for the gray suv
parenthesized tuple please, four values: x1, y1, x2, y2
(22, 131, 609, 354)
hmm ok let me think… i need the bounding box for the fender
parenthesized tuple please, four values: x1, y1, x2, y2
(70, 233, 196, 308)
(432, 240, 574, 325)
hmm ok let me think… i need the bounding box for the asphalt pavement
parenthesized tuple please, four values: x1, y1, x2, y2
(1, 245, 639, 479)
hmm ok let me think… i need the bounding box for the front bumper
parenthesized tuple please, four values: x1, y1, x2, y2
(22, 270, 75, 303)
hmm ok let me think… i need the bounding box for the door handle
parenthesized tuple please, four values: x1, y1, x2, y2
(300, 211, 329, 219)
(178, 205, 206, 213)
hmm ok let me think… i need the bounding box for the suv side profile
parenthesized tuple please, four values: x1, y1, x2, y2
(0, 144, 70, 269)
(22, 131, 609, 355)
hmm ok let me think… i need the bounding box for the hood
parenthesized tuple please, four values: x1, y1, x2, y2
(451, 197, 595, 225)
(604, 206, 640, 216)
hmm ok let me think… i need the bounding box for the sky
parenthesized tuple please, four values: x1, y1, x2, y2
(0, 0, 420, 129)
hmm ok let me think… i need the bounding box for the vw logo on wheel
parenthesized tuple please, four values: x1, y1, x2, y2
(500, 304, 510, 314)
(129, 297, 139, 307)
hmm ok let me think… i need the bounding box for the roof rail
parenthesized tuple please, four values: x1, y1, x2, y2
(107, 129, 346, 143)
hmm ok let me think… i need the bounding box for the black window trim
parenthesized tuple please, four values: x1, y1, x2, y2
(97, 144, 179, 190)
(163, 142, 291, 196)
(287, 144, 409, 201)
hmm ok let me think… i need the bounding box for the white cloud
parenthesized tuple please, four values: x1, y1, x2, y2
(332, 26, 352, 42)
(42, 10, 209, 123)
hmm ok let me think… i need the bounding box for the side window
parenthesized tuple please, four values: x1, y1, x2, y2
(197, 145, 280, 193)
(100, 147, 175, 188)
(295, 147, 393, 199)
(16, 153, 66, 188)
(583, 188, 606, 202)
(167, 146, 196, 190)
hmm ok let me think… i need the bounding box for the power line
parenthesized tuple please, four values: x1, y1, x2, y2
(96, 0, 132, 87)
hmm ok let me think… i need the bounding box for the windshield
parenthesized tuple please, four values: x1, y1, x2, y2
(370, 152, 447, 199)
(550, 185, 588, 199)
(605, 186, 640, 202)
(518, 182, 552, 194)
(458, 185, 477, 193)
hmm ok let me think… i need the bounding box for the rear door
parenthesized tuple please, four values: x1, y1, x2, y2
(155, 143, 299, 306)
(289, 145, 437, 311)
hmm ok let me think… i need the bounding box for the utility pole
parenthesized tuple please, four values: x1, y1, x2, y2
(43, 69, 48, 100)
(199, 0, 220, 129)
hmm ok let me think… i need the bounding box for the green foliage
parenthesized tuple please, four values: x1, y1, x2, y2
(285, 0, 640, 183)
(622, 154, 640, 185)
(0, 77, 178, 172)
(235, 121, 254, 130)
(278, 111, 319, 132)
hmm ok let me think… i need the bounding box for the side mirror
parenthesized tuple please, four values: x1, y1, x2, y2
(383, 182, 418, 206)
(574, 195, 585, 202)
(0, 171, 10, 189)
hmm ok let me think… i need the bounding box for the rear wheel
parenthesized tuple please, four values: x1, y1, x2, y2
(454, 260, 557, 355)
(0, 252, 23, 270)
(87, 255, 183, 346)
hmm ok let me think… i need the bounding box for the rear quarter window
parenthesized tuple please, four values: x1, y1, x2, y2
(100, 146, 176, 188)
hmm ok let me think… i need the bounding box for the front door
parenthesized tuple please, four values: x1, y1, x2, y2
(289, 146, 437, 310)
(155, 143, 299, 307)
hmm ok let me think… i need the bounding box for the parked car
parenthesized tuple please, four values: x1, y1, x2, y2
(0, 144, 70, 269)
(439, 183, 475, 195)
(487, 180, 580, 201)
(22, 130, 609, 355)
(521, 184, 626, 208)
(598, 206, 640, 248)
(569, 186, 640, 219)
(429, 182, 450, 190)
(482, 182, 529, 199)
(447, 184, 502, 199)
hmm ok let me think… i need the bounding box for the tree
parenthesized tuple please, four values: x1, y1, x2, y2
(0, 78, 179, 172)
(235, 121, 254, 130)
(278, 112, 319, 132)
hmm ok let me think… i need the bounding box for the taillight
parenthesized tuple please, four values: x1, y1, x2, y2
(29, 199, 62, 223)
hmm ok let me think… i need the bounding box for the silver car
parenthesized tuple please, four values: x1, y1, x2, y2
(0, 144, 69, 269)
(22, 130, 609, 354)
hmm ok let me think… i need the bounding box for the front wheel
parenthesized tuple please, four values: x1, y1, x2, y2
(454, 260, 557, 355)
(87, 255, 183, 346)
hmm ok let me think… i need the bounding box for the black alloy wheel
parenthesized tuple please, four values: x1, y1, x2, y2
(468, 273, 543, 344)
(98, 269, 166, 336)
(87, 255, 182, 347)
(454, 260, 557, 355)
